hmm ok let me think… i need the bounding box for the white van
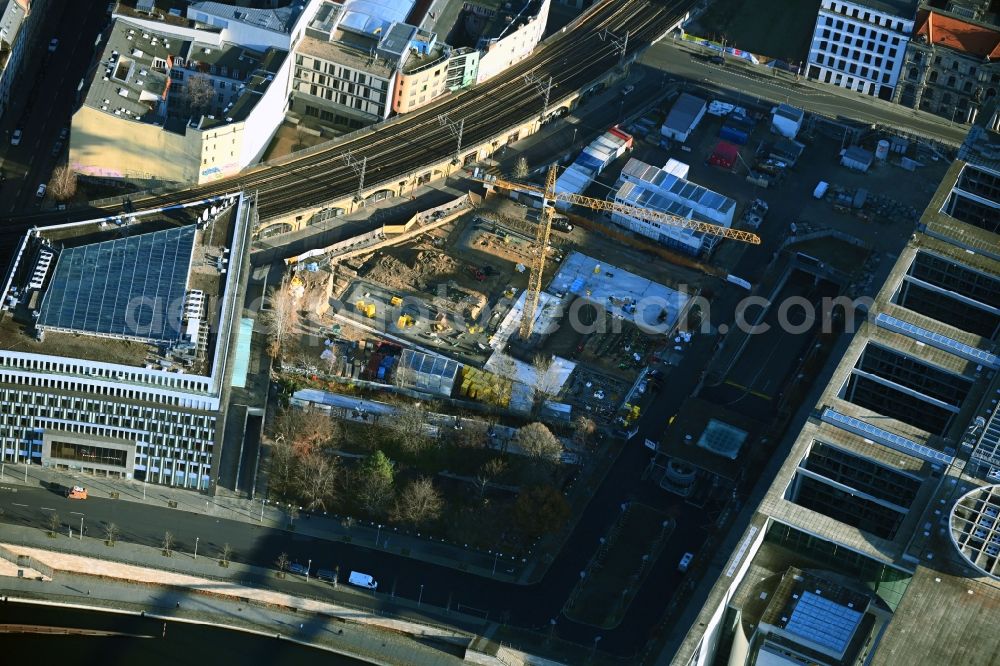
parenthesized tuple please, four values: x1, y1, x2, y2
(348, 571, 378, 590)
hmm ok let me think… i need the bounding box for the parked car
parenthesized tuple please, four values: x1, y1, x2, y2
(48, 38, 59, 52)
(10, 129, 22, 146)
(58, 126, 69, 140)
(288, 561, 310, 576)
(708, 55, 725, 65)
(316, 568, 338, 583)
(621, 84, 635, 96)
(67, 485, 88, 500)
(51, 141, 63, 156)
(678, 552, 694, 572)
(35, 183, 47, 199)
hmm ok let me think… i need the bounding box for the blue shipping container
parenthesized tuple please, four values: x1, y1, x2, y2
(719, 125, 749, 145)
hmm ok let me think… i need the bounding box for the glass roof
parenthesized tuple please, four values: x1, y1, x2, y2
(37, 225, 196, 343)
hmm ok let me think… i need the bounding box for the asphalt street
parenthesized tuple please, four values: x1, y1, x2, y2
(640, 39, 968, 147)
(0, 0, 110, 213)
(0, 321, 717, 657)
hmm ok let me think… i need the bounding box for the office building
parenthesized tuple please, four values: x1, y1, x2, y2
(0, 193, 255, 491)
(673, 104, 1000, 666)
(70, 16, 290, 185)
(893, 9, 1000, 124)
(806, 0, 918, 100)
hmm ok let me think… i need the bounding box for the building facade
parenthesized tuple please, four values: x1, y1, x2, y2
(69, 17, 289, 186)
(893, 9, 1000, 124)
(0, 194, 254, 492)
(0, 0, 49, 121)
(806, 0, 918, 100)
(475, 0, 551, 84)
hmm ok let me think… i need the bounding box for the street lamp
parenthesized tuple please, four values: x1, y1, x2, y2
(418, 584, 424, 607)
(591, 635, 602, 659)
(493, 551, 500, 575)
(376, 523, 383, 547)
(80, 515, 84, 540)
(548, 618, 557, 642)
(194, 537, 199, 560)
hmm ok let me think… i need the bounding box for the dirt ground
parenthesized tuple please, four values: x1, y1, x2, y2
(261, 120, 334, 162)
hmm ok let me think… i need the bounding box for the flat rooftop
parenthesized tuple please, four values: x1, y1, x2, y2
(297, 33, 396, 77)
(84, 17, 282, 130)
(0, 197, 241, 374)
(547, 251, 691, 334)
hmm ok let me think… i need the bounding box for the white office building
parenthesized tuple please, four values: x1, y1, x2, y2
(0, 194, 254, 491)
(611, 158, 736, 256)
(805, 0, 918, 100)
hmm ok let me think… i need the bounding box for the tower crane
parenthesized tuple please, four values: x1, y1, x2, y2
(480, 165, 761, 340)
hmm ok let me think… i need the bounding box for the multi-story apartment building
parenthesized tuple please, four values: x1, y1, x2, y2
(805, 0, 918, 100)
(0, 0, 49, 121)
(0, 193, 254, 492)
(893, 9, 1000, 124)
(289, 0, 415, 129)
(673, 105, 1000, 666)
(70, 17, 289, 185)
(475, 0, 551, 84)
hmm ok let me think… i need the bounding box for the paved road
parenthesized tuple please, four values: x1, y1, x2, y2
(0, 0, 110, 213)
(640, 39, 968, 146)
(0, 321, 718, 658)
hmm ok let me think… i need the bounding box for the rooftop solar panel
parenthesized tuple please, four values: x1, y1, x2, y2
(37, 225, 196, 343)
(875, 313, 998, 369)
(821, 408, 954, 465)
(784, 591, 862, 655)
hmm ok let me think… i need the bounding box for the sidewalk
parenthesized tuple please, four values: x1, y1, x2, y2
(1, 461, 529, 583)
(0, 526, 481, 666)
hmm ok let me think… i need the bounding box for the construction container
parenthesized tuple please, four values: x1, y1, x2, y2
(390, 296, 403, 307)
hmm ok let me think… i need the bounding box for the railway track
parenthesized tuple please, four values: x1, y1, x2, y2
(5, 0, 695, 228)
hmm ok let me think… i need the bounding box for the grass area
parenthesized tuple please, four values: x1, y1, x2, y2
(563, 503, 671, 628)
(690, 0, 821, 63)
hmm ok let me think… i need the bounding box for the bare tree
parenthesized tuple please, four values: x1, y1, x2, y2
(532, 354, 561, 409)
(275, 552, 290, 577)
(221, 543, 233, 566)
(451, 418, 488, 449)
(516, 422, 562, 461)
(48, 165, 77, 202)
(573, 416, 597, 448)
(389, 401, 431, 454)
(391, 477, 443, 526)
(103, 522, 120, 546)
(476, 457, 507, 497)
(267, 435, 298, 499)
(262, 277, 302, 358)
(185, 74, 215, 114)
(274, 408, 337, 455)
(295, 449, 339, 512)
(47, 512, 61, 536)
(514, 156, 530, 179)
(514, 484, 570, 539)
(162, 530, 174, 556)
